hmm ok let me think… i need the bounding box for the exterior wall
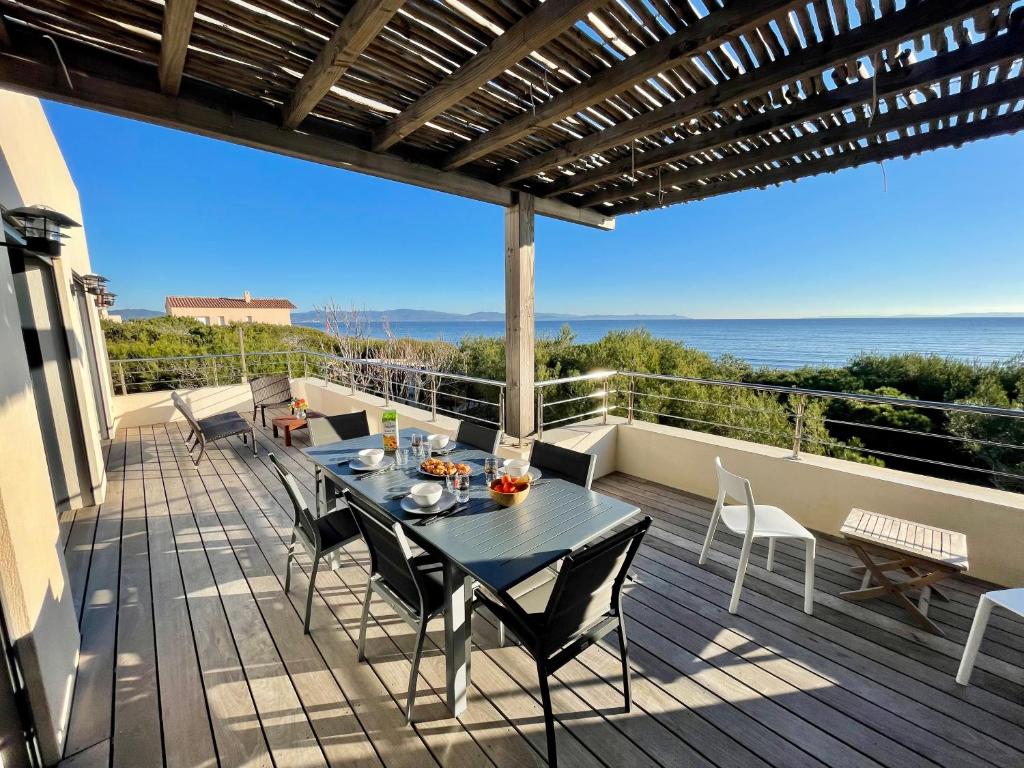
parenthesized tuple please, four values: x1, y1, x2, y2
(0, 89, 110, 764)
(166, 305, 293, 325)
(616, 419, 1024, 586)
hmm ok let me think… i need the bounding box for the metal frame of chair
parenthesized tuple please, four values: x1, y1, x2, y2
(249, 374, 293, 426)
(269, 454, 360, 634)
(172, 391, 255, 465)
(474, 517, 651, 768)
(347, 491, 447, 724)
(308, 412, 371, 515)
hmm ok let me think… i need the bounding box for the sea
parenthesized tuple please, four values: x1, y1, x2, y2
(296, 316, 1024, 370)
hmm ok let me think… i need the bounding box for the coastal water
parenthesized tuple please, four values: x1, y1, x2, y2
(297, 316, 1024, 370)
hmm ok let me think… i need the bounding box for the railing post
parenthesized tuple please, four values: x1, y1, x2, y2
(536, 389, 544, 441)
(117, 361, 128, 396)
(349, 362, 356, 394)
(602, 377, 609, 425)
(210, 357, 219, 387)
(286, 350, 293, 378)
(790, 394, 807, 460)
(498, 387, 506, 437)
(238, 326, 248, 383)
(627, 375, 635, 424)
(303, 352, 308, 379)
(430, 374, 438, 421)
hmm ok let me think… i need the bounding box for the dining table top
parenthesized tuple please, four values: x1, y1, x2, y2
(303, 427, 640, 594)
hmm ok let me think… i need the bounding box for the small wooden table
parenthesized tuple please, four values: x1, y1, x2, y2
(840, 508, 968, 636)
(271, 411, 322, 447)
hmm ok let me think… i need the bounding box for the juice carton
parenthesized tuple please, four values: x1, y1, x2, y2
(382, 409, 399, 452)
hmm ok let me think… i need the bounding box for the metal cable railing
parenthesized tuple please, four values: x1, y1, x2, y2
(110, 349, 506, 431)
(533, 369, 1024, 487)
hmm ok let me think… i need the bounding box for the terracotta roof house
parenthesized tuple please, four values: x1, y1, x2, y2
(165, 291, 296, 326)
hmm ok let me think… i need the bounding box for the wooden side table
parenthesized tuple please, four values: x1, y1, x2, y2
(272, 411, 323, 447)
(840, 508, 968, 637)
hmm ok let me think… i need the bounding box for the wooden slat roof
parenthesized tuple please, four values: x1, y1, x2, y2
(0, 0, 1021, 228)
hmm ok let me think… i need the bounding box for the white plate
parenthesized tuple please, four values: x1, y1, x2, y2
(401, 490, 457, 516)
(350, 455, 396, 472)
(498, 466, 542, 482)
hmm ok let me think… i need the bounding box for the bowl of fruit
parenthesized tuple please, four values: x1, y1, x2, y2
(489, 473, 531, 507)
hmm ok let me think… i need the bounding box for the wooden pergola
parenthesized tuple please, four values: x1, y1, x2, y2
(1, 0, 1021, 436)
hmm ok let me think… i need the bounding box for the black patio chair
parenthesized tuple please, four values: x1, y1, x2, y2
(529, 441, 596, 489)
(172, 391, 254, 465)
(269, 454, 361, 634)
(250, 374, 293, 426)
(456, 421, 501, 453)
(474, 517, 651, 768)
(347, 491, 448, 724)
(308, 412, 371, 515)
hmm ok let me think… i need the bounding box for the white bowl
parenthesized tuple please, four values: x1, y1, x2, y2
(504, 459, 531, 478)
(409, 482, 443, 507)
(358, 448, 384, 467)
(427, 433, 450, 451)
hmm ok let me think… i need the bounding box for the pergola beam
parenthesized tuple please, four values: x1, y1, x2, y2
(505, 0, 1008, 188)
(158, 0, 197, 95)
(440, 0, 798, 170)
(580, 31, 1024, 206)
(282, 0, 405, 130)
(609, 110, 1024, 215)
(0, 39, 613, 230)
(372, 0, 607, 153)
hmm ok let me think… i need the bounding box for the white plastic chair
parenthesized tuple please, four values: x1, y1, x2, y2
(699, 457, 816, 614)
(956, 588, 1024, 685)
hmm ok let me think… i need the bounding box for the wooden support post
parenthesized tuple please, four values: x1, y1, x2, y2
(504, 192, 535, 439)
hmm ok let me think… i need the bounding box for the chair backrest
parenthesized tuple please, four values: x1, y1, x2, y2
(456, 421, 501, 453)
(346, 494, 426, 614)
(539, 517, 651, 653)
(714, 457, 756, 510)
(308, 412, 371, 446)
(250, 374, 292, 406)
(268, 453, 319, 548)
(171, 392, 203, 436)
(529, 441, 596, 489)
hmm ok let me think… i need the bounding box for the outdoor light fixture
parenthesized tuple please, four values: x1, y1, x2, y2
(6, 205, 81, 256)
(95, 291, 116, 309)
(81, 273, 109, 295)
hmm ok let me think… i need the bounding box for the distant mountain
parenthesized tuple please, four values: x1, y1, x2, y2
(111, 308, 164, 320)
(292, 308, 690, 324)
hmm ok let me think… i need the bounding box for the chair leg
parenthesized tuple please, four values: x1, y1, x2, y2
(253, 406, 258, 424)
(251, 429, 257, 456)
(536, 662, 557, 768)
(803, 538, 816, 615)
(303, 555, 320, 635)
(193, 443, 206, 466)
(498, 620, 506, 648)
(766, 538, 776, 572)
(284, 532, 296, 592)
(357, 577, 373, 661)
(957, 594, 994, 685)
(617, 617, 632, 712)
(315, 469, 323, 517)
(261, 406, 267, 427)
(729, 534, 754, 614)
(185, 429, 195, 444)
(406, 617, 429, 724)
(698, 506, 721, 565)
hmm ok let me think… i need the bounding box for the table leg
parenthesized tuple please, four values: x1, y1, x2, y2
(273, 424, 279, 438)
(443, 560, 473, 716)
(284, 426, 293, 447)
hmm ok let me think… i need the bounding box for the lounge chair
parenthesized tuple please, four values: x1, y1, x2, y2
(250, 374, 293, 426)
(172, 391, 255, 465)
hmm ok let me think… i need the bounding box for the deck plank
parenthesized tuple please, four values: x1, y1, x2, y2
(60, 425, 1024, 768)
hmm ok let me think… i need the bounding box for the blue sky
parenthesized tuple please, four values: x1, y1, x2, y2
(44, 101, 1024, 319)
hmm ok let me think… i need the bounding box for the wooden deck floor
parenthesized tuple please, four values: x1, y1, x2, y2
(57, 418, 1024, 768)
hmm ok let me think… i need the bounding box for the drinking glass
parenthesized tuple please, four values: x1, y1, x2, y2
(395, 449, 408, 468)
(410, 433, 422, 457)
(453, 473, 470, 503)
(483, 457, 498, 486)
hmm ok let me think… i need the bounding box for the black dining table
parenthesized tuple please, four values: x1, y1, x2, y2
(304, 427, 640, 716)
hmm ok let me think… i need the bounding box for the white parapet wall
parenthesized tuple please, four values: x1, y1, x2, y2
(616, 419, 1024, 586)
